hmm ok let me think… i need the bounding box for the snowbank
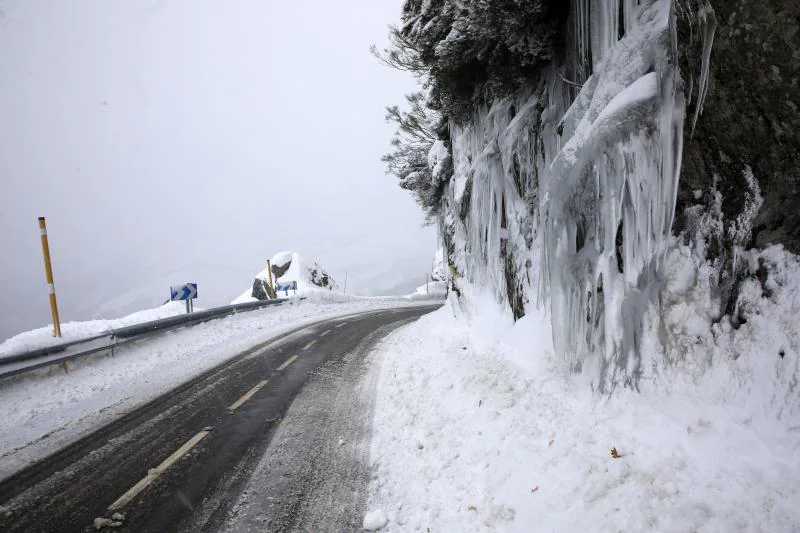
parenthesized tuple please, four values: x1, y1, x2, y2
(367, 298, 800, 531)
(0, 301, 192, 360)
(404, 280, 448, 301)
(396, 249, 449, 301)
(231, 287, 259, 305)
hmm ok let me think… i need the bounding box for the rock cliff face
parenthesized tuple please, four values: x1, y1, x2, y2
(676, 0, 799, 254)
(424, 0, 798, 389)
(251, 278, 277, 301)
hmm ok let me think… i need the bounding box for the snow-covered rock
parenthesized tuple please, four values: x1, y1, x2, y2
(231, 251, 337, 304)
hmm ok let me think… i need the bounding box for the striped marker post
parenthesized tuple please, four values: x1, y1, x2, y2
(38, 217, 62, 337)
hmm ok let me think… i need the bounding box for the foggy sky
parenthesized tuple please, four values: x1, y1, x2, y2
(0, 0, 436, 342)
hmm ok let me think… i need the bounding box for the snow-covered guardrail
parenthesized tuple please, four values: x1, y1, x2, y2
(0, 298, 289, 380)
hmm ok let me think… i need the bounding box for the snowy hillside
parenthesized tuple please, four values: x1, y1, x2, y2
(232, 251, 338, 304)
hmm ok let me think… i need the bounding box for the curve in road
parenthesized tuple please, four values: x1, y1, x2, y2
(0, 304, 440, 533)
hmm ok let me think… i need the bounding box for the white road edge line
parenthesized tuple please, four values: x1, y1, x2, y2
(335, 322, 347, 328)
(302, 339, 317, 351)
(277, 354, 298, 371)
(228, 379, 269, 412)
(108, 430, 210, 511)
(320, 329, 331, 337)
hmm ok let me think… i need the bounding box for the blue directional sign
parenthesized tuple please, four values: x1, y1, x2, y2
(170, 283, 198, 301)
(276, 280, 297, 292)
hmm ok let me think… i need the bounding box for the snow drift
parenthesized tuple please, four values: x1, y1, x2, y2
(0, 301, 191, 360)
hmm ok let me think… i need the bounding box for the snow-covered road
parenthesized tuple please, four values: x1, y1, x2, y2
(219, 315, 412, 532)
(0, 303, 439, 532)
(0, 297, 430, 483)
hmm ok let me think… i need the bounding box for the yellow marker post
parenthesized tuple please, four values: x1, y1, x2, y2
(38, 217, 62, 337)
(266, 259, 274, 292)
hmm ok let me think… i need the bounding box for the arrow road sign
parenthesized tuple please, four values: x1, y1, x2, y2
(276, 281, 297, 291)
(170, 283, 198, 301)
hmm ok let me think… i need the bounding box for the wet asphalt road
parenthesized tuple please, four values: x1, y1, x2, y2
(0, 304, 439, 533)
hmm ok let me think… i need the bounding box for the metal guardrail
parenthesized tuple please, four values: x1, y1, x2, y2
(0, 298, 289, 380)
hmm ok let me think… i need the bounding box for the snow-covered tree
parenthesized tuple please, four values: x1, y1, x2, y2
(381, 92, 451, 224)
(379, 0, 567, 122)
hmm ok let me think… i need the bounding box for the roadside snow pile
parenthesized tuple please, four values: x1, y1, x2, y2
(405, 280, 447, 301)
(231, 251, 337, 304)
(0, 298, 425, 482)
(403, 248, 448, 301)
(363, 509, 388, 531)
(367, 294, 800, 531)
(0, 301, 190, 360)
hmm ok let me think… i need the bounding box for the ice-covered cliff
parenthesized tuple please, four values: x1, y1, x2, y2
(388, 0, 799, 404)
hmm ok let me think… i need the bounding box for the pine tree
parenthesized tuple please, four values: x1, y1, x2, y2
(381, 92, 450, 224)
(378, 0, 567, 122)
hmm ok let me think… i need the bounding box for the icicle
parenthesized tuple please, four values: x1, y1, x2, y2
(539, 0, 684, 391)
(590, 0, 620, 69)
(441, 0, 690, 391)
(571, 0, 593, 85)
(691, 0, 716, 134)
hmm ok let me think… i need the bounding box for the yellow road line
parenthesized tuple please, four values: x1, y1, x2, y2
(302, 339, 317, 351)
(276, 354, 298, 371)
(108, 429, 210, 510)
(228, 379, 269, 412)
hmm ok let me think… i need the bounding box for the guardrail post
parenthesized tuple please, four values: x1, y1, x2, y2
(38, 217, 62, 337)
